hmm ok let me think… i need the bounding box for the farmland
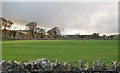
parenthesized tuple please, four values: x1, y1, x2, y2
(2, 40, 118, 66)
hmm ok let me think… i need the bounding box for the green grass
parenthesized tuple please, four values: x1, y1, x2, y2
(2, 40, 118, 66)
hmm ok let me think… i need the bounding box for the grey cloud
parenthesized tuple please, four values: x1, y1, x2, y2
(2, 0, 118, 2)
(2, 2, 118, 35)
(0, 2, 2, 16)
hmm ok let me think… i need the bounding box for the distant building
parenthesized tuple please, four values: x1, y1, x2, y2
(81, 35, 92, 39)
(65, 35, 92, 39)
(15, 30, 30, 39)
(66, 35, 78, 39)
(109, 34, 119, 40)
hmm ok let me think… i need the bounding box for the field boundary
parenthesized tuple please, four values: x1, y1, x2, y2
(2, 70, 120, 73)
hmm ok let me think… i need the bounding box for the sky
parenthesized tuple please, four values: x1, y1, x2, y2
(1, 1, 118, 35)
(1, 0, 119, 2)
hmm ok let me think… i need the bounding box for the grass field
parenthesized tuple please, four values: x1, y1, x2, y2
(2, 40, 118, 66)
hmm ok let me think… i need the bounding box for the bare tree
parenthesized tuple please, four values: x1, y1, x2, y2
(47, 27, 63, 38)
(47, 29, 53, 38)
(26, 22, 37, 38)
(34, 27, 46, 38)
(0, 17, 13, 38)
(11, 27, 18, 38)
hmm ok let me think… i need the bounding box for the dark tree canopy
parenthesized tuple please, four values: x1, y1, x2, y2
(92, 33, 99, 39)
(26, 22, 37, 30)
(26, 22, 37, 38)
(47, 27, 63, 38)
(0, 17, 13, 38)
(34, 27, 46, 38)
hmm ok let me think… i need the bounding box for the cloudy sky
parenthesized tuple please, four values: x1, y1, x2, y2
(1, 1, 118, 35)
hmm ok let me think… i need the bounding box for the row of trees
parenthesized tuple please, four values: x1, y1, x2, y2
(25, 22, 63, 38)
(1, 17, 118, 40)
(0, 17, 63, 39)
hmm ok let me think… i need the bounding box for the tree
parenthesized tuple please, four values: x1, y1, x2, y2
(0, 17, 13, 38)
(47, 29, 53, 38)
(102, 35, 106, 40)
(34, 27, 46, 38)
(11, 27, 18, 38)
(92, 33, 99, 39)
(26, 22, 37, 38)
(47, 27, 63, 38)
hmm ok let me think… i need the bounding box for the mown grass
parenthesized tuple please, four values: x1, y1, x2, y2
(2, 40, 118, 66)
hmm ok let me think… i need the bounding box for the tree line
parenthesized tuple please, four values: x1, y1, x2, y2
(0, 17, 63, 39)
(0, 17, 119, 40)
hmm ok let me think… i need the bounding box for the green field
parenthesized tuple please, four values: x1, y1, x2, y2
(2, 40, 118, 66)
